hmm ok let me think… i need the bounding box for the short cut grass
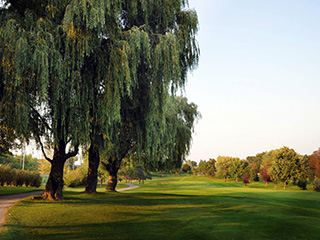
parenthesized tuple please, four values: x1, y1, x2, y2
(1, 175, 319, 240)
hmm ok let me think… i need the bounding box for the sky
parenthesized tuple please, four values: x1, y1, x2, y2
(185, 0, 320, 161)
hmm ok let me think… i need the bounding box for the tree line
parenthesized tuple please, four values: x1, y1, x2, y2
(0, 0, 200, 200)
(195, 146, 320, 191)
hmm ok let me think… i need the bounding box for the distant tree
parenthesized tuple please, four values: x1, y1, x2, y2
(197, 158, 216, 177)
(186, 160, 197, 170)
(216, 156, 232, 182)
(64, 156, 78, 172)
(308, 148, 320, 180)
(312, 179, 320, 192)
(271, 147, 300, 189)
(0, 154, 38, 171)
(247, 152, 264, 177)
(243, 163, 257, 182)
(204, 158, 216, 178)
(260, 165, 272, 188)
(37, 159, 51, 175)
(135, 165, 147, 184)
(98, 164, 109, 186)
(242, 174, 250, 186)
(229, 158, 244, 182)
(181, 163, 191, 173)
(295, 155, 309, 190)
(197, 160, 207, 175)
(118, 163, 130, 183)
(0, 154, 19, 169)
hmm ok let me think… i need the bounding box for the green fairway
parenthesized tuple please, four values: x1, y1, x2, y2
(1, 176, 319, 240)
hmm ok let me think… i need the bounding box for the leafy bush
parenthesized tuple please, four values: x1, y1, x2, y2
(312, 179, 320, 192)
(64, 168, 87, 187)
(0, 165, 42, 188)
(29, 172, 42, 187)
(13, 169, 25, 186)
(297, 180, 307, 190)
(0, 165, 15, 186)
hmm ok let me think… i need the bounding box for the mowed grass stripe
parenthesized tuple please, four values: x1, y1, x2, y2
(1, 175, 319, 240)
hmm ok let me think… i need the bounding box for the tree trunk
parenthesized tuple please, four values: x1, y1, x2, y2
(41, 146, 66, 200)
(265, 181, 269, 188)
(106, 164, 119, 192)
(100, 178, 104, 187)
(283, 181, 287, 190)
(85, 141, 100, 193)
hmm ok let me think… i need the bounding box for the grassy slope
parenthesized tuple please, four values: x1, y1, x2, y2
(1, 176, 319, 240)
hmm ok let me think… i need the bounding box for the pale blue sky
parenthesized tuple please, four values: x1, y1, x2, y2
(186, 0, 320, 161)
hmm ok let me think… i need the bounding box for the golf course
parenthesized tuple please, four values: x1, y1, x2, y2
(1, 175, 319, 240)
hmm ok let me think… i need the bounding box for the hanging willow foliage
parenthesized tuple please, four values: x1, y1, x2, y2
(0, 0, 199, 197)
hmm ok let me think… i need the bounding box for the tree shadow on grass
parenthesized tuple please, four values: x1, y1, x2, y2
(2, 190, 319, 240)
(2, 206, 319, 240)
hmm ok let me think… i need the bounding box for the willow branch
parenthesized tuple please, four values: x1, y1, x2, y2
(36, 135, 52, 163)
(30, 106, 52, 132)
(65, 144, 79, 159)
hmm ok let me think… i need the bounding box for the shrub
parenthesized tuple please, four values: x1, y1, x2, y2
(24, 171, 32, 187)
(297, 180, 307, 190)
(312, 179, 320, 192)
(29, 172, 42, 187)
(64, 168, 87, 187)
(3, 165, 15, 186)
(0, 165, 42, 187)
(13, 169, 25, 187)
(0, 165, 8, 186)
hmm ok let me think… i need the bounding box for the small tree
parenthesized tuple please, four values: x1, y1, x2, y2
(135, 165, 147, 184)
(203, 159, 216, 178)
(216, 156, 232, 182)
(308, 148, 320, 180)
(242, 174, 250, 186)
(295, 155, 309, 190)
(261, 165, 272, 188)
(271, 147, 299, 189)
(98, 164, 109, 187)
(229, 158, 244, 182)
(312, 178, 320, 192)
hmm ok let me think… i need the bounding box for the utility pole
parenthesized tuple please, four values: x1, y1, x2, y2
(22, 141, 26, 170)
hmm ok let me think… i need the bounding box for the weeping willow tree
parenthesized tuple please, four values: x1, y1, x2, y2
(0, 0, 199, 196)
(89, 0, 200, 192)
(130, 96, 200, 173)
(153, 96, 201, 171)
(0, 0, 138, 199)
